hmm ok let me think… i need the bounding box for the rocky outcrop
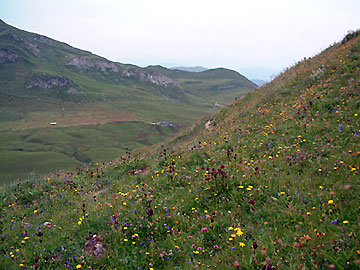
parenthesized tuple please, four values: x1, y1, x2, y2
(95, 61, 118, 73)
(33, 35, 54, 46)
(25, 42, 40, 56)
(66, 56, 94, 69)
(0, 48, 20, 63)
(66, 57, 179, 88)
(122, 68, 180, 88)
(122, 68, 146, 80)
(27, 73, 77, 90)
(3, 33, 40, 56)
(66, 56, 118, 73)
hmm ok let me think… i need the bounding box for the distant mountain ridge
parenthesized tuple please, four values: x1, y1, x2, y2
(171, 66, 208, 72)
(251, 79, 267, 86)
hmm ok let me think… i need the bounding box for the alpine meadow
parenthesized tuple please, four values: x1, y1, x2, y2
(0, 15, 359, 270)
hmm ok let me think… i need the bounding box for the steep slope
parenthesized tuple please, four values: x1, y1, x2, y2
(0, 19, 255, 181)
(0, 31, 358, 269)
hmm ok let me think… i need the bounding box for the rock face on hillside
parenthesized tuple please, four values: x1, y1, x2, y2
(66, 57, 178, 88)
(0, 48, 20, 63)
(27, 73, 77, 90)
(4, 33, 41, 56)
(122, 68, 181, 88)
(66, 56, 93, 69)
(66, 56, 118, 73)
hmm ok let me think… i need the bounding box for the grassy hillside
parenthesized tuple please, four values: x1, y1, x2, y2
(0, 31, 358, 269)
(0, 19, 255, 182)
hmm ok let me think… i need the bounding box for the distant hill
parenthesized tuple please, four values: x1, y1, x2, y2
(171, 66, 208, 72)
(145, 65, 255, 104)
(251, 79, 267, 86)
(0, 19, 255, 181)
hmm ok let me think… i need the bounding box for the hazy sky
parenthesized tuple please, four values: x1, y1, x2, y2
(1, 0, 359, 80)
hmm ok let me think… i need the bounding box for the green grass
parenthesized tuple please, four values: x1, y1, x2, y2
(0, 122, 183, 183)
(0, 151, 76, 180)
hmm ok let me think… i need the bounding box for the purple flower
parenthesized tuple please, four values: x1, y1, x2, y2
(339, 123, 343, 133)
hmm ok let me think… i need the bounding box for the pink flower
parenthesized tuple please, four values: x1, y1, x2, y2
(201, 227, 208, 232)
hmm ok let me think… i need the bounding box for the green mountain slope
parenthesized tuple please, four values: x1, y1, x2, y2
(145, 65, 255, 104)
(0, 31, 358, 269)
(0, 19, 255, 182)
(0, 18, 255, 124)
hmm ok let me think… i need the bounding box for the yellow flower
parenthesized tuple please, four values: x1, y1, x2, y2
(343, 220, 349, 224)
(76, 265, 82, 269)
(236, 229, 244, 237)
(328, 200, 334, 205)
(239, 242, 246, 247)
